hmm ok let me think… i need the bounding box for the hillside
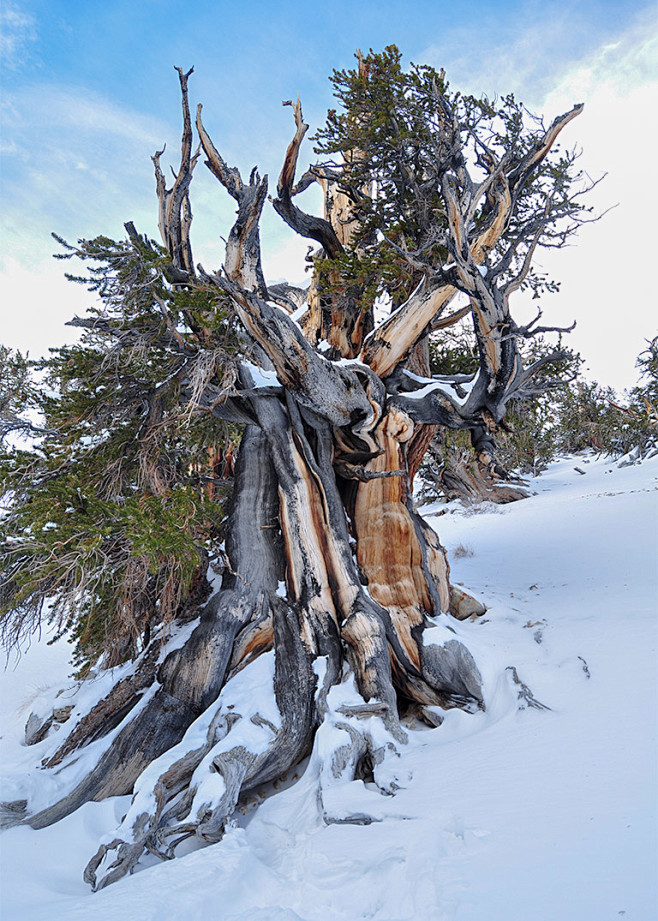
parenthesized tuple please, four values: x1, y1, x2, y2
(1, 453, 656, 921)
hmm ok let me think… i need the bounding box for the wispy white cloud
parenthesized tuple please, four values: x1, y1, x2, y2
(0, 2, 36, 71)
(27, 88, 167, 147)
(518, 18, 658, 390)
(1, 84, 174, 245)
(2, 83, 170, 171)
(0, 84, 178, 357)
(543, 13, 657, 106)
(421, 3, 655, 106)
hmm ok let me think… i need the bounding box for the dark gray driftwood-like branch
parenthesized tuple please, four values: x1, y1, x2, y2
(153, 67, 200, 280)
(271, 98, 344, 259)
(196, 102, 269, 297)
(360, 104, 584, 382)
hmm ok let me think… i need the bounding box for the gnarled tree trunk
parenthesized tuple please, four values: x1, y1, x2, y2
(7, 60, 584, 889)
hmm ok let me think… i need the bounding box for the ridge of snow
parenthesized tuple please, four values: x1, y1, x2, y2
(241, 361, 281, 389)
(401, 369, 479, 406)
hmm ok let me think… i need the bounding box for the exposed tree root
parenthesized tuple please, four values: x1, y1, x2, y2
(85, 593, 319, 890)
(28, 426, 283, 829)
(18, 410, 486, 884)
(43, 639, 162, 767)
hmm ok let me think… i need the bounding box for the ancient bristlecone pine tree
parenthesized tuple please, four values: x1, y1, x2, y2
(8, 54, 587, 888)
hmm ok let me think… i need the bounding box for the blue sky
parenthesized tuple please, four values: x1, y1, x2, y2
(1, 0, 656, 388)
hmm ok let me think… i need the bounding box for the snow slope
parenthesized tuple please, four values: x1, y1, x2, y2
(1, 454, 656, 921)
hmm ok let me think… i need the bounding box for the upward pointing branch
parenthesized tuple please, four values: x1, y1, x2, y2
(271, 98, 344, 259)
(196, 103, 268, 297)
(152, 66, 200, 280)
(196, 99, 383, 432)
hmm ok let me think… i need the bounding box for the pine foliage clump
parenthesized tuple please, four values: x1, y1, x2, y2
(312, 46, 588, 314)
(1, 234, 241, 669)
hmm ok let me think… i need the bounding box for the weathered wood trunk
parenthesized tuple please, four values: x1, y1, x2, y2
(24, 376, 483, 867)
(8, 59, 584, 889)
(419, 439, 530, 506)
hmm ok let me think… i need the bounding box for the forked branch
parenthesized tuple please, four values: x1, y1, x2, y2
(196, 103, 268, 296)
(152, 66, 200, 279)
(360, 104, 584, 378)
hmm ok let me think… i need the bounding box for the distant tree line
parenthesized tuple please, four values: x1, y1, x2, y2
(419, 332, 658, 504)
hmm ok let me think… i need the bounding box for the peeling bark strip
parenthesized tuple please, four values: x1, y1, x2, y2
(361, 279, 456, 377)
(354, 407, 427, 667)
(349, 406, 480, 709)
(12, 61, 588, 888)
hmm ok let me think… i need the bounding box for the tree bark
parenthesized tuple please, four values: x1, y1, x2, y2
(9, 65, 584, 889)
(28, 425, 284, 828)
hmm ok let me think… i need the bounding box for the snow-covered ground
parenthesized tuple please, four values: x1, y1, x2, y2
(1, 454, 656, 920)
